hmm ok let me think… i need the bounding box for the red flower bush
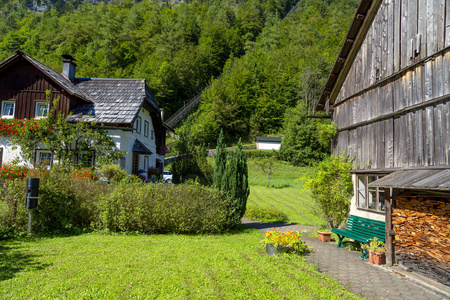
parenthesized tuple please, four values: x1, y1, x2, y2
(0, 119, 41, 136)
(0, 164, 29, 181)
(70, 167, 97, 180)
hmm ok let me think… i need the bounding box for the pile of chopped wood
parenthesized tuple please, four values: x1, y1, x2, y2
(393, 196, 449, 286)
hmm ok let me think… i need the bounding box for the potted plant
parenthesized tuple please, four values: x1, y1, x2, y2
(263, 228, 312, 256)
(364, 237, 386, 265)
(317, 231, 332, 242)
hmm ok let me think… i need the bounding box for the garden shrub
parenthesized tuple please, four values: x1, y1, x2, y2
(301, 153, 353, 229)
(97, 164, 128, 183)
(1, 166, 109, 233)
(98, 182, 230, 233)
(244, 206, 288, 223)
(243, 150, 280, 160)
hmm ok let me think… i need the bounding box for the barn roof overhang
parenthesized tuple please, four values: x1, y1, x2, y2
(316, 0, 383, 111)
(368, 169, 450, 191)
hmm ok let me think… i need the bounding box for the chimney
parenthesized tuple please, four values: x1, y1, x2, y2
(160, 108, 164, 121)
(61, 54, 77, 82)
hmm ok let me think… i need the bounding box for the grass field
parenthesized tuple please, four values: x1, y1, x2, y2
(0, 229, 358, 299)
(246, 159, 324, 226)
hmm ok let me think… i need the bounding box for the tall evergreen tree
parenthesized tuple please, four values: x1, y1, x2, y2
(213, 129, 227, 190)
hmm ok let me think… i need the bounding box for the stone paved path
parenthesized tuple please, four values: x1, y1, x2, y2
(242, 219, 449, 300)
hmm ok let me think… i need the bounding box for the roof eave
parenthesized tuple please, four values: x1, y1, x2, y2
(316, 0, 383, 111)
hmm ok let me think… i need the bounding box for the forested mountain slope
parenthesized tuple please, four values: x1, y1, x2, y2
(188, 0, 359, 143)
(0, 0, 299, 116)
(0, 0, 358, 147)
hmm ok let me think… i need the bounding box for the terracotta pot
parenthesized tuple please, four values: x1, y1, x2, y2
(368, 251, 374, 264)
(318, 231, 332, 242)
(372, 252, 386, 265)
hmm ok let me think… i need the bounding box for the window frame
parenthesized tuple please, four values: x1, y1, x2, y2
(356, 174, 387, 213)
(35, 102, 49, 119)
(144, 120, 149, 137)
(144, 156, 149, 171)
(37, 151, 52, 166)
(135, 116, 142, 134)
(1, 101, 15, 119)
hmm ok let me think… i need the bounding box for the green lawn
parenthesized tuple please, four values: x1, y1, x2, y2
(0, 229, 358, 299)
(247, 159, 324, 226)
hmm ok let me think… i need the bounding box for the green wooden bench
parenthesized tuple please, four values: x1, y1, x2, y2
(331, 215, 385, 258)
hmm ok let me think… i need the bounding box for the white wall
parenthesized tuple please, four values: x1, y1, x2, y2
(108, 107, 164, 174)
(0, 137, 28, 166)
(348, 174, 385, 222)
(257, 141, 281, 150)
(0, 107, 165, 174)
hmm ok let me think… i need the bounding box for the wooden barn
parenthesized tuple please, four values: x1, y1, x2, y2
(317, 0, 450, 285)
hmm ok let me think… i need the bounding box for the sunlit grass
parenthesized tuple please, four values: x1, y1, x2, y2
(0, 229, 358, 299)
(246, 159, 324, 226)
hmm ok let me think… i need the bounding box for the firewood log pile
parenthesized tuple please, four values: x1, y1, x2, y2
(393, 196, 449, 286)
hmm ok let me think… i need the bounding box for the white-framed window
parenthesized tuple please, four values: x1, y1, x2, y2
(1, 101, 15, 118)
(135, 116, 142, 133)
(356, 174, 387, 212)
(35, 102, 49, 118)
(38, 151, 52, 165)
(151, 130, 154, 140)
(144, 156, 149, 171)
(144, 121, 149, 137)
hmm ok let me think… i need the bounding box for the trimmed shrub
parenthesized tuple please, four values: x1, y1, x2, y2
(243, 149, 280, 160)
(98, 182, 231, 233)
(244, 206, 288, 223)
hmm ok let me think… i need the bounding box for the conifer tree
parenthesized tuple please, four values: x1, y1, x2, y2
(213, 129, 227, 190)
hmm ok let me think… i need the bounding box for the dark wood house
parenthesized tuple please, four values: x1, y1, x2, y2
(0, 50, 167, 174)
(317, 0, 450, 285)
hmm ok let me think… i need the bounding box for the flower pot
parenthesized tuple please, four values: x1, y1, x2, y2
(372, 252, 386, 265)
(265, 244, 290, 256)
(318, 231, 332, 242)
(368, 251, 374, 264)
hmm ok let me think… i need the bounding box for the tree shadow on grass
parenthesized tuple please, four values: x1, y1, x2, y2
(0, 242, 51, 281)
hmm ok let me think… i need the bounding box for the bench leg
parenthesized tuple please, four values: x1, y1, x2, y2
(336, 235, 344, 248)
(361, 249, 368, 259)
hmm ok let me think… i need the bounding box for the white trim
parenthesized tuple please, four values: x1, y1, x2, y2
(1, 101, 15, 119)
(35, 102, 49, 119)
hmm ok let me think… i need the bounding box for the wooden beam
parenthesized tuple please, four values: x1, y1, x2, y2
(384, 187, 394, 267)
(336, 93, 450, 132)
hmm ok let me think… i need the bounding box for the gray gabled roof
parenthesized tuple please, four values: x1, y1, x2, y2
(69, 78, 152, 125)
(133, 139, 153, 154)
(1, 51, 161, 127)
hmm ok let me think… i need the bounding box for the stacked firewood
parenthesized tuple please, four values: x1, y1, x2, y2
(392, 196, 449, 285)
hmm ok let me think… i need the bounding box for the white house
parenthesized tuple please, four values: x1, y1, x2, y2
(255, 136, 282, 150)
(0, 50, 167, 174)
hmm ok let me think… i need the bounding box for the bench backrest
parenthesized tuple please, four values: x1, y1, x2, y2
(345, 215, 386, 241)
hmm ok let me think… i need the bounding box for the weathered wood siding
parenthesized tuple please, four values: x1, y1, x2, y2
(333, 0, 450, 171)
(0, 57, 82, 119)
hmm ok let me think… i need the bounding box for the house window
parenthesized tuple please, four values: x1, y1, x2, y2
(38, 151, 52, 165)
(135, 117, 142, 133)
(356, 174, 386, 212)
(144, 156, 149, 172)
(144, 121, 149, 137)
(1, 101, 15, 118)
(35, 102, 49, 118)
(151, 130, 154, 140)
(79, 153, 94, 167)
